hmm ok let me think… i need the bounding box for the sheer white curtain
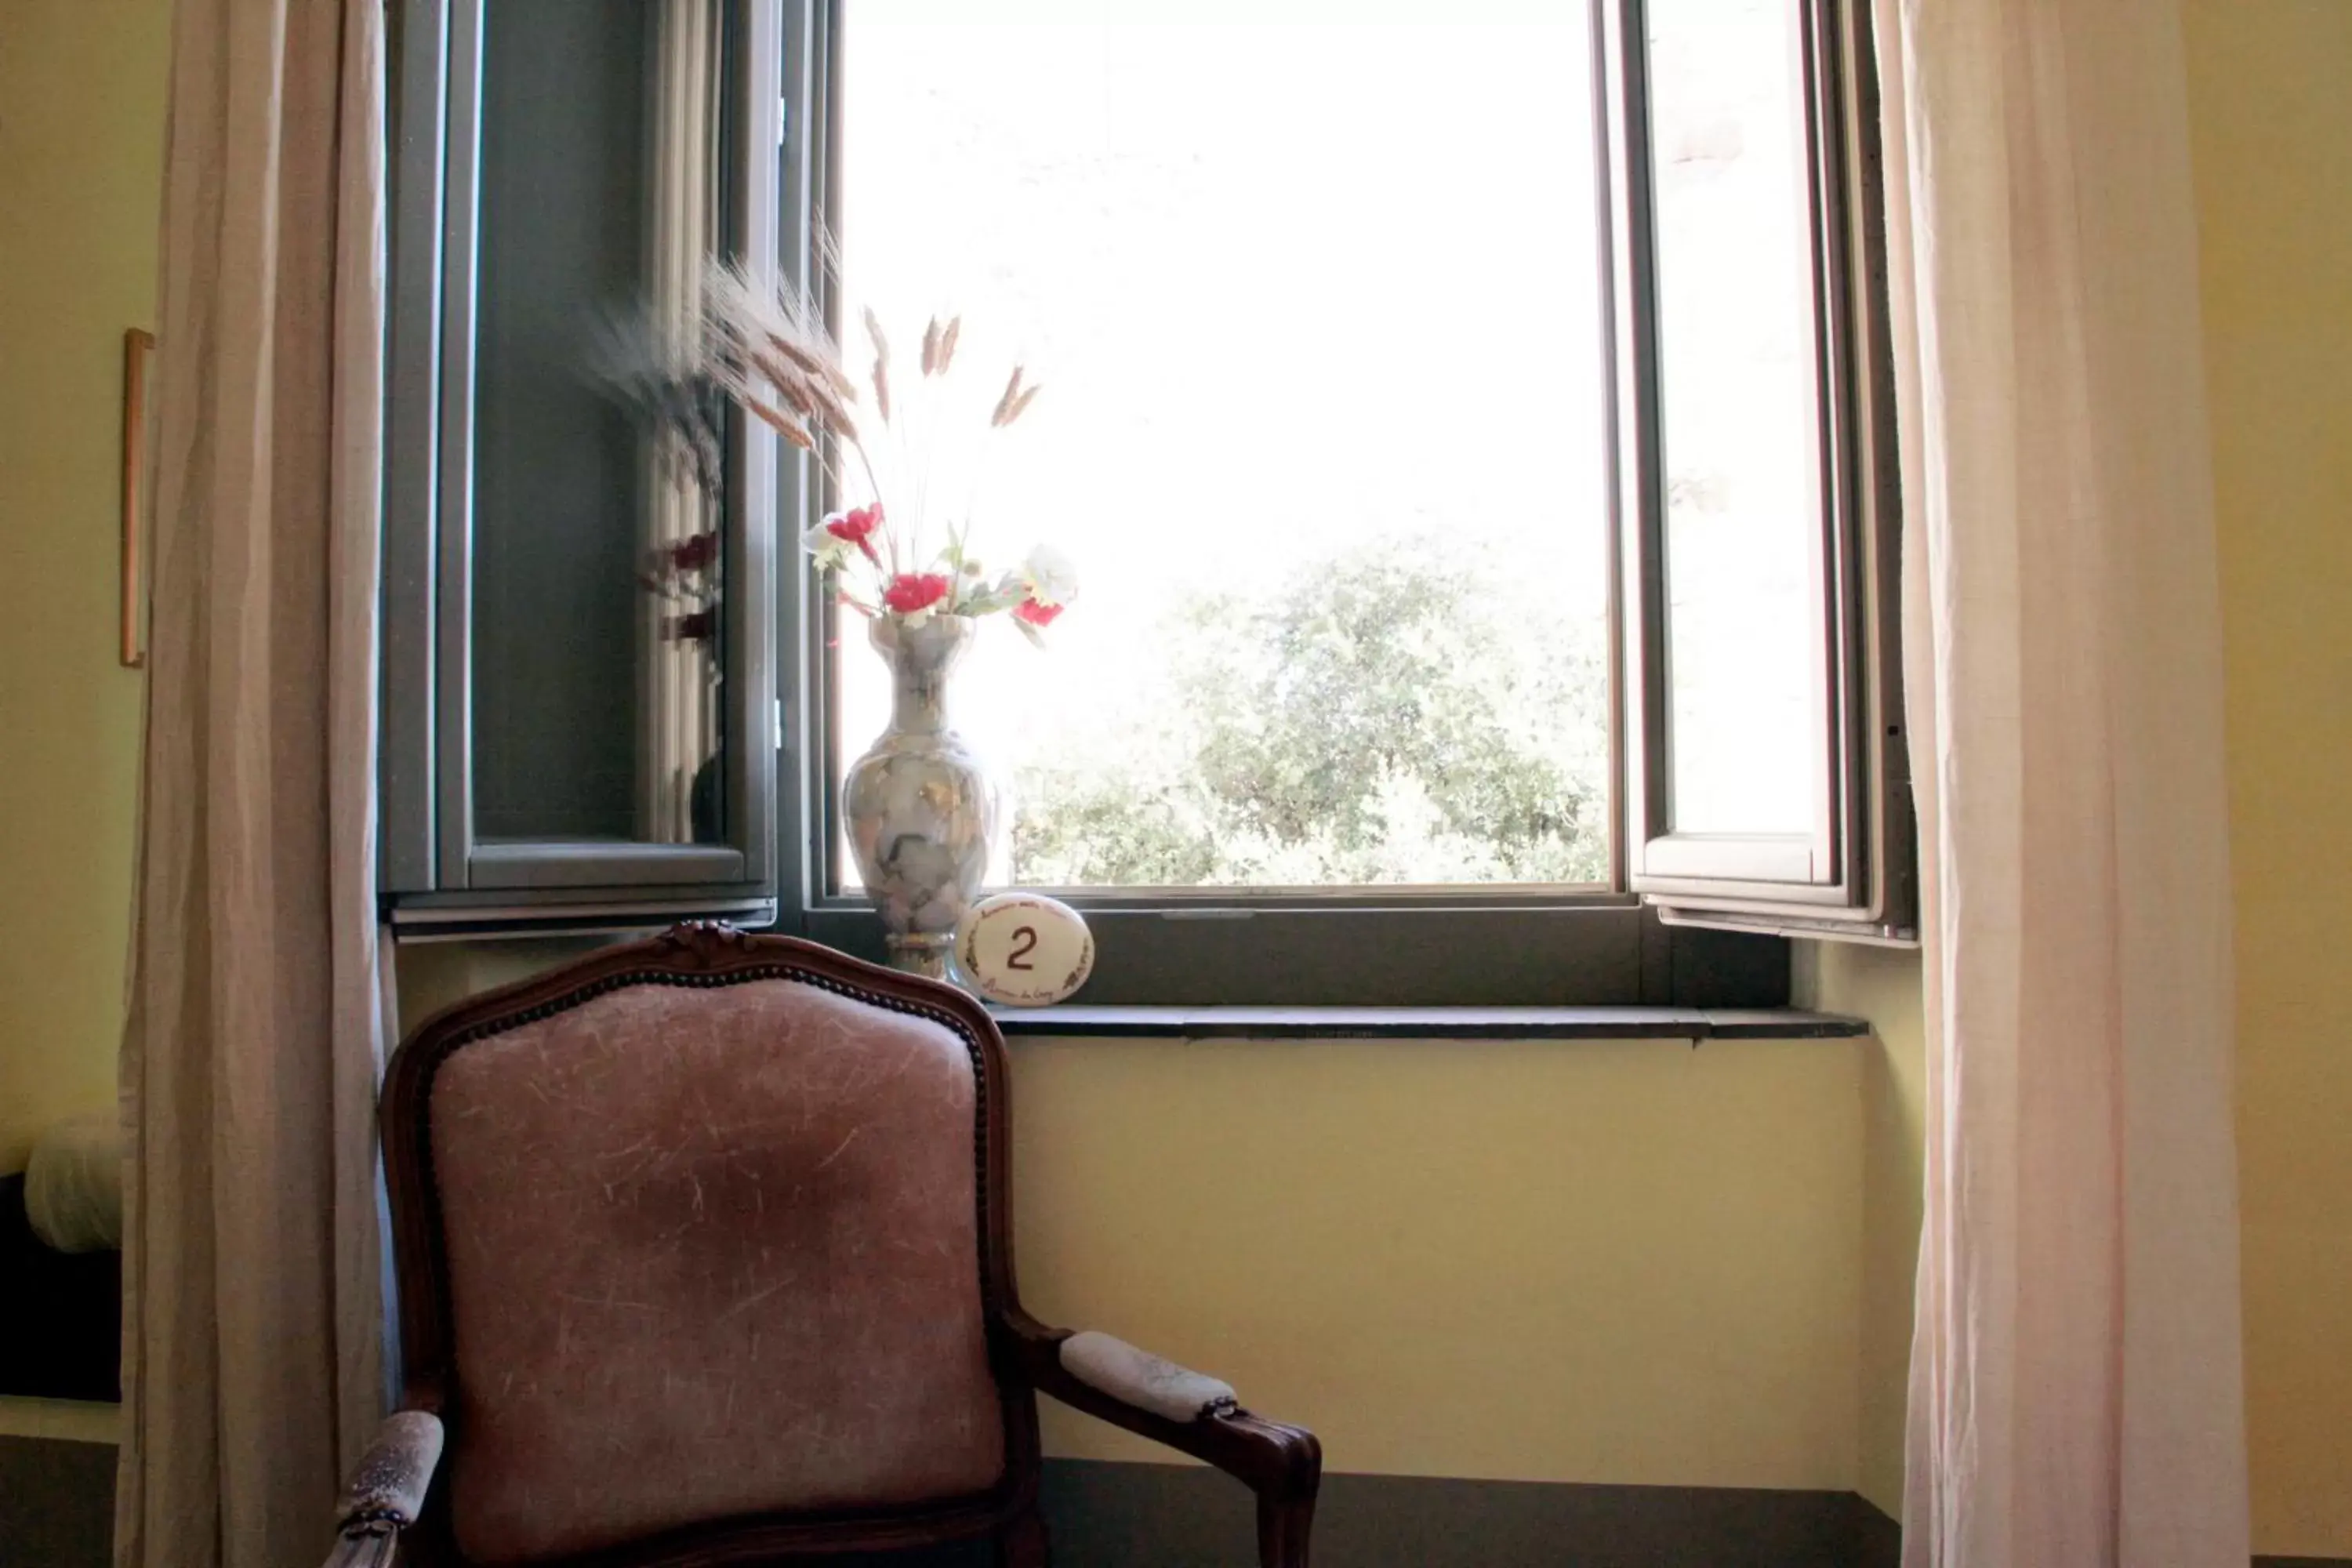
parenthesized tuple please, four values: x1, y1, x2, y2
(115, 2, 389, 1566)
(1874, 0, 2252, 1563)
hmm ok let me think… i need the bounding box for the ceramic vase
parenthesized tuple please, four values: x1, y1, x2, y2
(843, 614, 1000, 978)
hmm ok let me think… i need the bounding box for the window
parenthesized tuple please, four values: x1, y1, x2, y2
(824, 8, 1616, 895)
(383, 0, 1911, 994)
(1611, 0, 1912, 936)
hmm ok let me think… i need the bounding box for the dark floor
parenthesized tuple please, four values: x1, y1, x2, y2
(1033, 1464, 1894, 1568)
(0, 1436, 114, 1568)
(3, 1441, 2339, 1568)
(0, 1443, 1889, 1568)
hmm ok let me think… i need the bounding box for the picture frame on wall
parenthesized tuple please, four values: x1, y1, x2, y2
(120, 326, 154, 670)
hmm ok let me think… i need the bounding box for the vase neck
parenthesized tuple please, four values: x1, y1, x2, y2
(876, 615, 972, 735)
(892, 667, 953, 734)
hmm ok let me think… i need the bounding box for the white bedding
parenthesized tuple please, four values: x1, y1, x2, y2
(23, 1113, 123, 1254)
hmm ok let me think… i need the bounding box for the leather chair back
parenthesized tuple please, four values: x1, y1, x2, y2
(405, 965, 1009, 1563)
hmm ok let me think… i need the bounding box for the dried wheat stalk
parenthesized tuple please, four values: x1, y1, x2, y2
(762, 350, 858, 437)
(862, 307, 893, 425)
(745, 396, 813, 449)
(990, 366, 1041, 428)
(764, 333, 860, 405)
(677, 263, 1049, 589)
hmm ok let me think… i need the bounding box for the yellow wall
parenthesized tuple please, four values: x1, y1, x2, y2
(0, 0, 170, 1173)
(1795, 942, 1924, 1523)
(400, 944, 1869, 1487)
(2188, 0, 2352, 1553)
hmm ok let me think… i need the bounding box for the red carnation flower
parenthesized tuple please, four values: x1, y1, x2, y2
(823, 503, 884, 564)
(1012, 598, 1064, 628)
(881, 572, 953, 618)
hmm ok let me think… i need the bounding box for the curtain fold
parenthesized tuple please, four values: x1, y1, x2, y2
(116, 3, 389, 1566)
(1874, 1, 2251, 1563)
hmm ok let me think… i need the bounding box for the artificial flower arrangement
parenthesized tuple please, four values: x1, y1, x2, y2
(681, 261, 1077, 644)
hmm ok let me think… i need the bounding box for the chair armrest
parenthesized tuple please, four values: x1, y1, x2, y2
(323, 1410, 444, 1568)
(1058, 1330, 1240, 1422)
(1007, 1318, 1320, 1519)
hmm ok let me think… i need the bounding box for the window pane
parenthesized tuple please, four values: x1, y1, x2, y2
(474, 0, 729, 845)
(832, 2, 1612, 891)
(1646, 0, 1828, 839)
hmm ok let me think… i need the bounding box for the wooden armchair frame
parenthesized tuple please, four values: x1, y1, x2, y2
(328, 924, 1319, 1567)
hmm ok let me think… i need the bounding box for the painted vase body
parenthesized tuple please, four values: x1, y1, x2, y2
(843, 614, 1000, 977)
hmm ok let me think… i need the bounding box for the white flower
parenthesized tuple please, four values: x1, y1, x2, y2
(1016, 544, 1080, 608)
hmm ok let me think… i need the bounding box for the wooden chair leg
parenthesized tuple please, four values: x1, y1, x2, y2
(1256, 1491, 1315, 1568)
(996, 1505, 1051, 1568)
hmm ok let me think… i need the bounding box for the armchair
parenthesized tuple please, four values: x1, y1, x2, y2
(328, 924, 1318, 1566)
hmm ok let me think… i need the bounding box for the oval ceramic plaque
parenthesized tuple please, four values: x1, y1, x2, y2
(956, 892, 1094, 1007)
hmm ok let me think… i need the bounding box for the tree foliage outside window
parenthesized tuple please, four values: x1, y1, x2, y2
(1011, 540, 1610, 889)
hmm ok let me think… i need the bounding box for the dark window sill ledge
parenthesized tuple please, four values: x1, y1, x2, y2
(987, 1005, 1869, 1043)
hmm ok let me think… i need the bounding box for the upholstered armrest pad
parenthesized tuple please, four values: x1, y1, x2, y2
(336, 1410, 445, 1530)
(1059, 1330, 1237, 1423)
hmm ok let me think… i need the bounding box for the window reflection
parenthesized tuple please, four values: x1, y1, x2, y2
(472, 0, 728, 846)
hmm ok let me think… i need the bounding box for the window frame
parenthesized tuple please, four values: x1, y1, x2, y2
(771, 0, 1907, 991)
(378, 0, 1908, 982)
(381, 0, 785, 931)
(771, 0, 1686, 1006)
(1609, 0, 1915, 939)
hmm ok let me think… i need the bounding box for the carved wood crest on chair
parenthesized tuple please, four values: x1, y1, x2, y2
(326, 924, 1319, 1567)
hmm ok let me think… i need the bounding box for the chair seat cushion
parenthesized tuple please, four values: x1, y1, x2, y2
(427, 976, 1007, 1563)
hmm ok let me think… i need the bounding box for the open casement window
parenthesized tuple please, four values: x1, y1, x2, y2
(1606, 0, 1915, 943)
(378, 0, 1908, 989)
(381, 0, 789, 936)
(763, 0, 1792, 1005)
(777, 0, 1911, 985)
